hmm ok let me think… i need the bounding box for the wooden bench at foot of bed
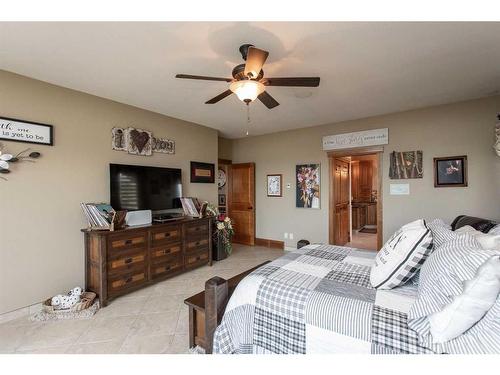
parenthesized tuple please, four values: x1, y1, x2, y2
(184, 261, 270, 354)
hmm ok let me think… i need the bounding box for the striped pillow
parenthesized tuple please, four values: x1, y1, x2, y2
(411, 219, 454, 286)
(370, 219, 434, 289)
(408, 234, 500, 353)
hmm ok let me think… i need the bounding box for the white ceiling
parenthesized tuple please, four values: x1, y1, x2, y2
(1, 22, 499, 138)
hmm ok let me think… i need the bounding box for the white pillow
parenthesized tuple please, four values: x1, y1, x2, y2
(456, 225, 500, 250)
(408, 234, 500, 353)
(370, 219, 433, 289)
(488, 224, 500, 236)
(428, 255, 500, 343)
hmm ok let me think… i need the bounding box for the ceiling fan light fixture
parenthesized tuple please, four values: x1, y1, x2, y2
(230, 80, 265, 103)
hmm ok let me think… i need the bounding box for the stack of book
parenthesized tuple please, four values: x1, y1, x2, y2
(80, 203, 115, 230)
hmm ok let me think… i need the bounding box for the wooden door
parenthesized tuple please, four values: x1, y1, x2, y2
(333, 159, 350, 245)
(227, 163, 255, 246)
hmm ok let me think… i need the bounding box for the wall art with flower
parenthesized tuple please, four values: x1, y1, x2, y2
(296, 163, 320, 208)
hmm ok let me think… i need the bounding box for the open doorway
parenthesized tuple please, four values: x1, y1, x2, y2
(329, 148, 383, 251)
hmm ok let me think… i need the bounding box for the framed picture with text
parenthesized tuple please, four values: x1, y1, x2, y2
(190, 161, 215, 183)
(0, 116, 54, 146)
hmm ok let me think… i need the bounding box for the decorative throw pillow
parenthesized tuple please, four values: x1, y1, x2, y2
(488, 224, 500, 236)
(370, 219, 433, 289)
(426, 219, 456, 248)
(451, 215, 498, 233)
(408, 234, 500, 353)
(411, 219, 454, 286)
(456, 225, 500, 250)
(428, 256, 500, 343)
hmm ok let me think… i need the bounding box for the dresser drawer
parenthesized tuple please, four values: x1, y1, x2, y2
(108, 232, 147, 251)
(150, 242, 182, 264)
(151, 225, 181, 245)
(107, 248, 147, 275)
(185, 250, 209, 269)
(108, 270, 147, 295)
(185, 221, 209, 236)
(151, 258, 183, 280)
(185, 238, 209, 254)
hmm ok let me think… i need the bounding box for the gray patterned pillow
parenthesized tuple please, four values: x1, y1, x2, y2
(408, 233, 500, 354)
(370, 219, 433, 289)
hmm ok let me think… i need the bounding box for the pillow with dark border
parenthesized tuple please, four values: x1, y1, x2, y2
(451, 215, 497, 233)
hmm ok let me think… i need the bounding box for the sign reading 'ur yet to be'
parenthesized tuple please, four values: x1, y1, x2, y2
(0, 117, 53, 146)
(322, 128, 388, 151)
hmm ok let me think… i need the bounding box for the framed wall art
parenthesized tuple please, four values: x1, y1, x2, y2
(389, 150, 423, 179)
(434, 155, 468, 187)
(127, 127, 152, 156)
(218, 194, 226, 206)
(152, 136, 175, 154)
(296, 164, 320, 208)
(190, 161, 215, 183)
(267, 174, 282, 197)
(0, 116, 53, 146)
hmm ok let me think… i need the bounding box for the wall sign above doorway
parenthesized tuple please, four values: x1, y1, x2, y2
(322, 128, 388, 151)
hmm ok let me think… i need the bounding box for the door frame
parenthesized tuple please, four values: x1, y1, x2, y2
(328, 146, 384, 250)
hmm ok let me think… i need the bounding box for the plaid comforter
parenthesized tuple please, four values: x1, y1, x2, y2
(213, 244, 434, 354)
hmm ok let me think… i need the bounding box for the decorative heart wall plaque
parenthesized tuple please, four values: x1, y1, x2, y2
(126, 127, 152, 156)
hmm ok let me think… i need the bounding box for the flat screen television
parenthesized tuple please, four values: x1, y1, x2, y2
(110, 163, 182, 212)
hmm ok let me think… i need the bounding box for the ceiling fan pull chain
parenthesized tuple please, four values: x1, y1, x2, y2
(246, 102, 251, 136)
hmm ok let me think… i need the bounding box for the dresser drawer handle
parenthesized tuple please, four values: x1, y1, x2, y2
(125, 239, 133, 245)
(195, 241, 200, 246)
(125, 277, 133, 284)
(165, 265, 171, 271)
(164, 233, 171, 237)
(196, 256, 201, 261)
(124, 258, 133, 264)
(163, 249, 171, 255)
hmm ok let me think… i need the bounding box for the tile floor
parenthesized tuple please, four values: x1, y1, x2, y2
(345, 230, 377, 250)
(0, 244, 284, 354)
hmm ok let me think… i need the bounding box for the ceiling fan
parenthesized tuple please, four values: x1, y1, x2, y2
(175, 44, 320, 109)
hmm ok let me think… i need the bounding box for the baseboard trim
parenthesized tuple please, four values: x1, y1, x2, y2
(255, 238, 285, 250)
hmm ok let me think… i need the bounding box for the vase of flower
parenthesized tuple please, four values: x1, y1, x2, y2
(213, 231, 228, 261)
(204, 203, 234, 261)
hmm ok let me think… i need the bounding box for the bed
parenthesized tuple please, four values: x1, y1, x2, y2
(212, 244, 433, 354)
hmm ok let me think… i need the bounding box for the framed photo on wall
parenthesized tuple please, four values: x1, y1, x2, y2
(296, 164, 320, 208)
(190, 161, 215, 183)
(267, 174, 282, 197)
(434, 155, 468, 187)
(218, 194, 226, 206)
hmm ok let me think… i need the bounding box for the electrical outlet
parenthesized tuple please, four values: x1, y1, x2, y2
(289, 233, 294, 240)
(284, 233, 288, 239)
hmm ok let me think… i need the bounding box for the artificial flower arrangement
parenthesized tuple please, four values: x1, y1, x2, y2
(205, 202, 234, 255)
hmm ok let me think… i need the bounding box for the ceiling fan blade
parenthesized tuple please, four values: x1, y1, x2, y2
(244, 47, 269, 79)
(262, 77, 320, 87)
(176, 74, 233, 82)
(205, 90, 233, 104)
(258, 91, 280, 109)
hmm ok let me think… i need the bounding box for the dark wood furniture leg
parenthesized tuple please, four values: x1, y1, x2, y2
(184, 261, 270, 353)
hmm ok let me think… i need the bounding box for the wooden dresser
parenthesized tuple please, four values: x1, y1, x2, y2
(82, 217, 212, 306)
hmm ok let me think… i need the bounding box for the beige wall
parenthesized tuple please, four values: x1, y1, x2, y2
(218, 137, 233, 160)
(0, 71, 218, 314)
(229, 95, 500, 248)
